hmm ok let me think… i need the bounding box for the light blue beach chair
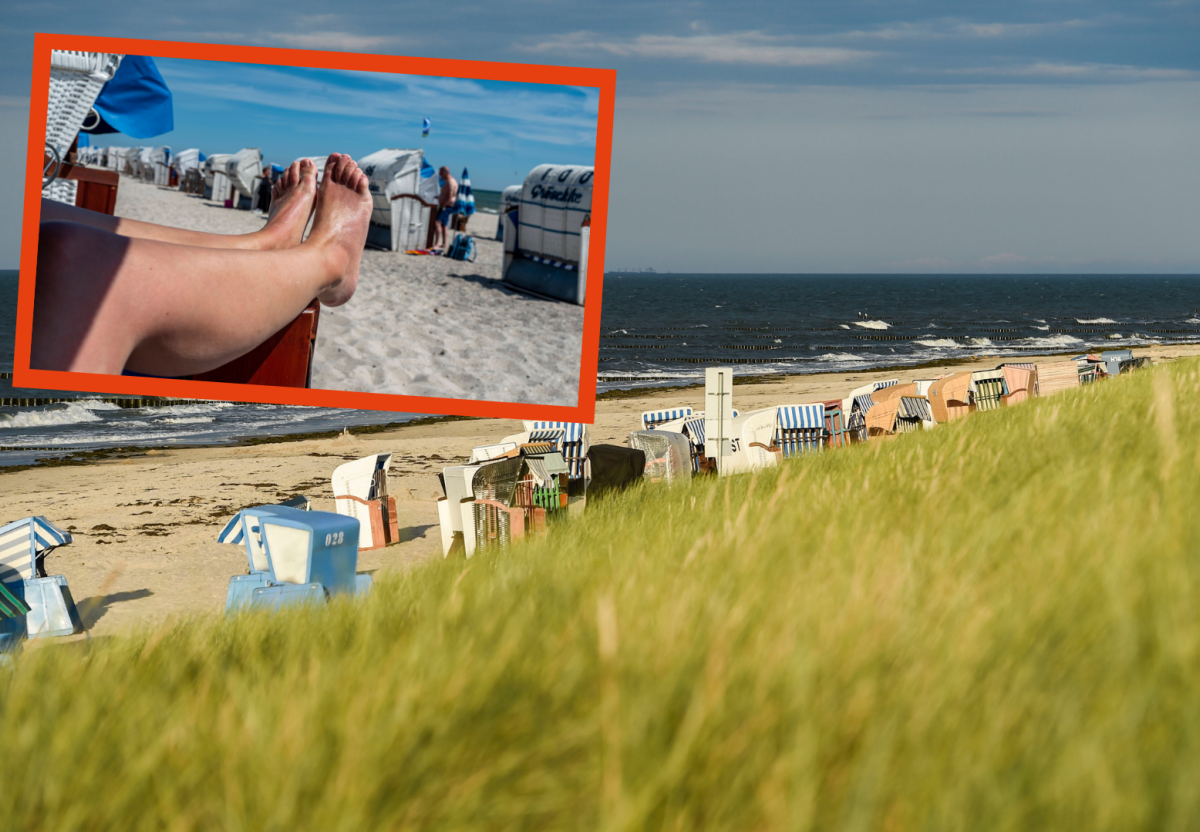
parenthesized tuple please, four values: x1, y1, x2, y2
(221, 506, 371, 614)
(641, 408, 693, 430)
(0, 516, 84, 639)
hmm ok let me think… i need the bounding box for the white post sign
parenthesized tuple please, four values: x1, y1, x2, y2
(704, 367, 734, 476)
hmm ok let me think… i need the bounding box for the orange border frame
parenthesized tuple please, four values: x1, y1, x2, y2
(16, 33, 614, 423)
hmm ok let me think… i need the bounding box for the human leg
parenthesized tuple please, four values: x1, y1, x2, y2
(38, 159, 317, 251)
(32, 154, 372, 376)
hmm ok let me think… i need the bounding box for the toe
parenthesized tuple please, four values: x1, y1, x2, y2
(323, 154, 341, 182)
(333, 154, 355, 184)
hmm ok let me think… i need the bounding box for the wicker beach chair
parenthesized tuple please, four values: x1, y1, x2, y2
(523, 421, 590, 484)
(928, 372, 973, 422)
(970, 370, 1008, 411)
(332, 454, 397, 551)
(1036, 360, 1081, 397)
(774, 404, 828, 457)
(999, 365, 1037, 405)
(641, 407, 694, 430)
(0, 516, 84, 639)
(44, 50, 123, 205)
(628, 430, 693, 483)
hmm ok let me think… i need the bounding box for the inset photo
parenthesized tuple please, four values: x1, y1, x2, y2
(17, 36, 614, 420)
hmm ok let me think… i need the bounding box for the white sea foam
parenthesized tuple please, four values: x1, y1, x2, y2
(914, 338, 960, 348)
(1034, 325, 1050, 331)
(1022, 334, 1084, 348)
(149, 402, 236, 417)
(969, 337, 995, 347)
(0, 402, 103, 429)
(839, 324, 850, 330)
(157, 416, 216, 425)
(817, 353, 867, 362)
(1076, 318, 1117, 324)
(1107, 333, 1123, 339)
(853, 320, 890, 330)
(1187, 318, 1200, 325)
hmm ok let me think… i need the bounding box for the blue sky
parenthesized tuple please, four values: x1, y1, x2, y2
(112, 60, 600, 191)
(3, 0, 1198, 272)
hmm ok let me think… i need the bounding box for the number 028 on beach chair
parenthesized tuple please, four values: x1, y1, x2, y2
(0, 516, 85, 640)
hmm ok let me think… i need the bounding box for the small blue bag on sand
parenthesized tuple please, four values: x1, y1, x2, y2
(446, 233, 476, 262)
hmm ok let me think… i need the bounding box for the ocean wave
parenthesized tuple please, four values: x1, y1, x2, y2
(0, 402, 104, 430)
(1020, 334, 1084, 348)
(914, 338, 960, 348)
(1034, 325, 1050, 331)
(1187, 318, 1200, 325)
(817, 353, 867, 362)
(1106, 333, 1123, 339)
(76, 399, 123, 411)
(969, 338, 994, 347)
(853, 320, 890, 330)
(157, 416, 216, 425)
(148, 402, 236, 417)
(839, 324, 850, 330)
(1076, 317, 1117, 324)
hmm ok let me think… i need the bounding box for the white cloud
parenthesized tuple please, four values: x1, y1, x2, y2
(840, 18, 1095, 41)
(263, 32, 405, 51)
(526, 31, 876, 67)
(962, 62, 1197, 80)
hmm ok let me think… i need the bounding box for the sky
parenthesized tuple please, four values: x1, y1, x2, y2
(3, 0, 1198, 273)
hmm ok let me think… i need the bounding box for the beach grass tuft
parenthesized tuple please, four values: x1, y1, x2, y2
(3, 359, 1200, 830)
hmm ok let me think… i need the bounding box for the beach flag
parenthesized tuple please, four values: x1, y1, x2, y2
(422, 117, 430, 138)
(457, 167, 476, 217)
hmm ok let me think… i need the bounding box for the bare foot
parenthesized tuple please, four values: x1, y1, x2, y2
(305, 153, 373, 306)
(258, 159, 317, 249)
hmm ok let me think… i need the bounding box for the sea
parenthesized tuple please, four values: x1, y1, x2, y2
(3, 269, 1199, 468)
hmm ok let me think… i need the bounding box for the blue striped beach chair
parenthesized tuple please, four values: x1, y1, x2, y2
(774, 404, 827, 457)
(524, 421, 590, 481)
(641, 407, 693, 430)
(847, 393, 875, 441)
(970, 370, 1008, 411)
(681, 415, 708, 472)
(896, 396, 934, 433)
(0, 516, 83, 639)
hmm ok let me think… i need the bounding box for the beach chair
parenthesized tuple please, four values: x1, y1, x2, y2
(44, 50, 123, 205)
(502, 164, 593, 305)
(737, 408, 781, 471)
(0, 516, 84, 639)
(523, 421, 590, 485)
(774, 404, 828, 457)
(332, 454, 397, 551)
(861, 384, 916, 436)
(1036, 360, 1081, 397)
(224, 507, 369, 613)
(928, 372, 972, 422)
(468, 457, 531, 553)
(628, 430, 693, 483)
(641, 407, 694, 431)
(999, 365, 1037, 405)
(437, 464, 484, 558)
(896, 396, 935, 433)
(970, 370, 1008, 412)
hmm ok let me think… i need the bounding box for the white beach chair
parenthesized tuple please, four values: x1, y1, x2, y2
(332, 454, 395, 551)
(44, 50, 123, 205)
(0, 516, 84, 639)
(469, 442, 519, 463)
(359, 148, 429, 251)
(437, 464, 483, 558)
(628, 430, 693, 483)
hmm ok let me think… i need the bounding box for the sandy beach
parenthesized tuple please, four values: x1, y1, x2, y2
(3, 343, 1198, 641)
(111, 178, 585, 406)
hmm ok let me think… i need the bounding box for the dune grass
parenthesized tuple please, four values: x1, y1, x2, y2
(3, 360, 1200, 831)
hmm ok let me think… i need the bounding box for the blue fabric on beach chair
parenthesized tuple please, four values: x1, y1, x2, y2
(775, 405, 826, 458)
(0, 516, 83, 639)
(681, 415, 707, 472)
(524, 421, 589, 481)
(641, 408, 693, 430)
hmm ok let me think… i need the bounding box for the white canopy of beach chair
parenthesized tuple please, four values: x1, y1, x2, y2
(358, 148, 428, 251)
(224, 147, 262, 198)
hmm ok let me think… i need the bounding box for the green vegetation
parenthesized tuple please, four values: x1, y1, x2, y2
(3, 360, 1200, 830)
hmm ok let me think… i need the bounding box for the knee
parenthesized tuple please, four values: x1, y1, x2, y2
(38, 221, 95, 273)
